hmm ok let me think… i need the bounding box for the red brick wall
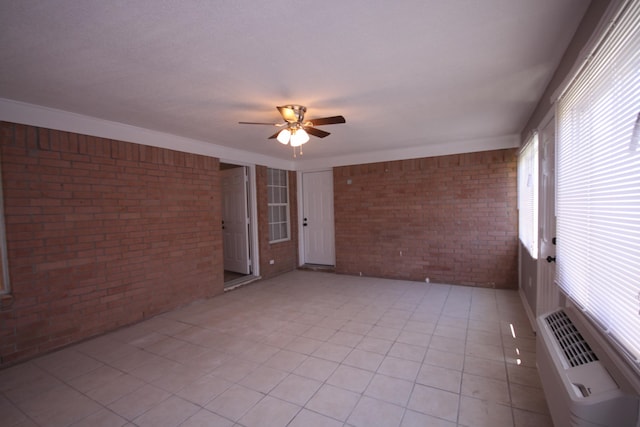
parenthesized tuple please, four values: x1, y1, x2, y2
(334, 149, 518, 288)
(0, 122, 223, 366)
(256, 166, 298, 279)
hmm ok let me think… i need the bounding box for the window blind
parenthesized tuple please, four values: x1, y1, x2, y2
(518, 133, 539, 259)
(556, 0, 640, 365)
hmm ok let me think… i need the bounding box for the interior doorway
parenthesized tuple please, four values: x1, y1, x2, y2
(220, 163, 253, 287)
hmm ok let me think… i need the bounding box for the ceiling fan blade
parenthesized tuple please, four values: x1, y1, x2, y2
(239, 121, 282, 126)
(267, 130, 281, 139)
(277, 106, 298, 122)
(305, 127, 331, 138)
(307, 115, 346, 126)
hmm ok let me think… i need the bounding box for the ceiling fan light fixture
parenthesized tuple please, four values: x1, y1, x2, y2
(276, 128, 291, 144)
(290, 128, 309, 147)
(239, 105, 345, 157)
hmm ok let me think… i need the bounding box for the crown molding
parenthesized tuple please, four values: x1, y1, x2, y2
(0, 98, 294, 170)
(2, 98, 519, 171)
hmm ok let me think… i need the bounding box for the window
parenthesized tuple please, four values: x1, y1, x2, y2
(0, 160, 9, 295)
(518, 133, 539, 259)
(556, 0, 640, 366)
(267, 168, 290, 243)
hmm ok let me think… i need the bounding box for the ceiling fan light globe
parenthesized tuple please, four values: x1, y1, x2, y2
(290, 129, 310, 147)
(277, 129, 291, 144)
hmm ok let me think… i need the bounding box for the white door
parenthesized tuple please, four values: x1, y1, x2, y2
(537, 117, 558, 315)
(303, 171, 335, 265)
(222, 167, 250, 274)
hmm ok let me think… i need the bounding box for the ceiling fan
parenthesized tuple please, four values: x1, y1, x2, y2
(239, 105, 346, 157)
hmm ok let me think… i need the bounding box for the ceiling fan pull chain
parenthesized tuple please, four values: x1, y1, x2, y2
(292, 145, 303, 158)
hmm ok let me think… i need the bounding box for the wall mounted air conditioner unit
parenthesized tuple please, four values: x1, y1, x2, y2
(537, 308, 639, 427)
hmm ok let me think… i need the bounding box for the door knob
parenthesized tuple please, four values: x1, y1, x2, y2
(546, 256, 556, 263)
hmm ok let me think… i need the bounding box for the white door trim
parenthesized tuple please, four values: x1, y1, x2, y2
(247, 164, 260, 277)
(297, 170, 305, 266)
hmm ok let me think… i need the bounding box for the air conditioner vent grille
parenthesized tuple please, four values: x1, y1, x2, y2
(545, 310, 599, 367)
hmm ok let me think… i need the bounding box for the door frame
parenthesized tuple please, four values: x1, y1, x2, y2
(221, 162, 260, 278)
(296, 169, 335, 266)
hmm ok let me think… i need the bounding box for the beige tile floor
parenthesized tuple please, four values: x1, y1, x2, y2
(0, 271, 553, 427)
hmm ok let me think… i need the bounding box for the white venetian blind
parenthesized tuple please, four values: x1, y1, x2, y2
(556, 0, 640, 365)
(518, 133, 539, 259)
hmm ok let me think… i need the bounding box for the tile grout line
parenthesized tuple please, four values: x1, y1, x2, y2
(455, 287, 473, 427)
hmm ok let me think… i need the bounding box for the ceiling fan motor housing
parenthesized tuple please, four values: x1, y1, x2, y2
(280, 105, 306, 123)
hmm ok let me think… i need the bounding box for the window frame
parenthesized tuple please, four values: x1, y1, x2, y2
(267, 168, 291, 244)
(0, 159, 9, 295)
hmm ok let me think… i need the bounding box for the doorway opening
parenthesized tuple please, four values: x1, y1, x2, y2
(220, 163, 255, 289)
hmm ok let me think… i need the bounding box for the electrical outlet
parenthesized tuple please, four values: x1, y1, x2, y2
(269, 259, 275, 265)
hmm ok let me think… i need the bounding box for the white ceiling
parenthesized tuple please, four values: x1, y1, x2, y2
(0, 1, 589, 168)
